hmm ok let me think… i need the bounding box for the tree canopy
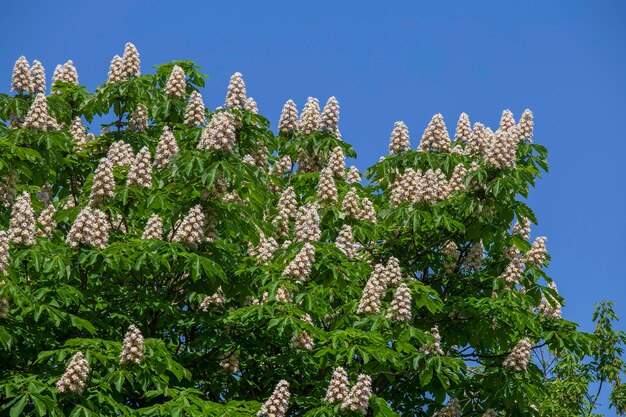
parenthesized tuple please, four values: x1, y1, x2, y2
(0, 43, 625, 417)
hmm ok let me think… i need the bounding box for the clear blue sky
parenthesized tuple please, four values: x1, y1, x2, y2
(3, 0, 625, 408)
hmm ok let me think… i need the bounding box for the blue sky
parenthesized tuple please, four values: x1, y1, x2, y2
(3, 0, 626, 408)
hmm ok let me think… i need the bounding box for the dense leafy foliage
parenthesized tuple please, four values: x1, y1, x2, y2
(0, 48, 625, 417)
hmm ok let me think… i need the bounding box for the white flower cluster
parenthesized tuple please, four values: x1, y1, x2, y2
(129, 104, 148, 133)
(155, 126, 179, 169)
(278, 99, 298, 134)
(483, 128, 517, 169)
(294, 204, 321, 242)
(517, 109, 534, 142)
(357, 264, 387, 314)
(66, 206, 110, 249)
(464, 240, 484, 272)
(273, 186, 298, 236)
(389, 121, 410, 154)
(299, 97, 321, 135)
(185, 91, 207, 126)
(418, 114, 451, 152)
(225, 72, 247, 108)
(0, 295, 8, 318)
(500, 256, 524, 288)
(386, 283, 412, 321)
(257, 380, 291, 417)
(89, 158, 115, 206)
(525, 236, 548, 267)
(9, 192, 36, 245)
(454, 113, 472, 142)
(11, 56, 31, 93)
(482, 409, 498, 417)
(200, 288, 226, 311)
(141, 214, 163, 240)
(502, 338, 532, 371)
(291, 323, 315, 351)
(466, 122, 486, 155)
(360, 198, 376, 222)
(539, 281, 562, 320)
(499, 109, 516, 132)
(433, 398, 461, 417)
(56, 352, 89, 394)
(512, 217, 531, 240)
(23, 94, 58, 131)
(127, 147, 153, 188)
(120, 324, 144, 365)
(198, 112, 237, 152)
(449, 163, 468, 193)
(390, 168, 453, 206)
(269, 155, 292, 177)
(245, 97, 258, 114)
(324, 366, 349, 403)
(36, 204, 57, 238)
(346, 166, 361, 184)
(248, 231, 278, 263)
(335, 224, 357, 259)
(69, 117, 88, 150)
(421, 326, 444, 355)
(52, 60, 79, 85)
(121, 43, 141, 78)
(107, 141, 135, 167)
(30, 60, 46, 94)
(320, 96, 340, 135)
(317, 167, 338, 202)
(0, 231, 10, 275)
(282, 243, 316, 280)
(342, 188, 361, 217)
(328, 147, 346, 178)
(341, 374, 372, 414)
(107, 55, 124, 83)
(172, 205, 206, 245)
(220, 351, 239, 373)
(165, 65, 186, 99)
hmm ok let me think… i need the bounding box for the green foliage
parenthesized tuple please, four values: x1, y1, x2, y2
(0, 53, 624, 417)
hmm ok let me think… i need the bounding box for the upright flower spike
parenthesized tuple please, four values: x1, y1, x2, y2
(467, 122, 487, 155)
(172, 205, 206, 245)
(320, 96, 340, 134)
(291, 327, 315, 350)
(328, 146, 345, 177)
(335, 224, 356, 259)
(66, 206, 110, 249)
(69, 116, 87, 149)
(30, 60, 46, 94)
(454, 112, 472, 142)
(449, 163, 468, 193)
(197, 112, 237, 152)
(129, 104, 148, 133)
(200, 287, 226, 311)
(0, 231, 9, 275)
(346, 166, 361, 184)
(244, 97, 258, 114)
(503, 338, 532, 371)
(127, 147, 153, 188)
(122, 42, 141, 78)
(107, 141, 134, 167)
(11, 56, 31, 93)
(525, 236, 548, 267)
(56, 352, 89, 394)
(184, 91, 206, 126)
(341, 374, 372, 414)
(342, 188, 361, 217)
(89, 158, 115, 206)
(294, 204, 321, 242)
(386, 283, 412, 321)
(421, 326, 444, 355)
(141, 214, 163, 240)
(512, 217, 531, 240)
(282, 243, 316, 280)
(384, 257, 403, 286)
(359, 197, 376, 222)
(165, 65, 186, 99)
(257, 380, 290, 417)
(483, 128, 517, 169)
(418, 113, 451, 152)
(389, 121, 410, 154)
(225, 72, 247, 108)
(299, 97, 321, 135)
(464, 240, 484, 272)
(357, 264, 387, 315)
(317, 167, 338, 203)
(324, 367, 350, 404)
(517, 109, 534, 142)
(499, 109, 516, 132)
(9, 192, 36, 245)
(540, 281, 562, 319)
(119, 324, 144, 365)
(23, 94, 58, 131)
(107, 55, 124, 83)
(62, 60, 79, 84)
(155, 127, 179, 169)
(278, 99, 298, 134)
(220, 351, 239, 373)
(36, 204, 57, 237)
